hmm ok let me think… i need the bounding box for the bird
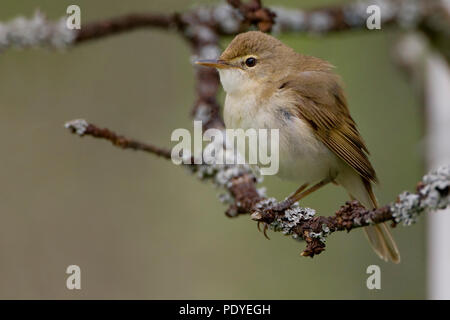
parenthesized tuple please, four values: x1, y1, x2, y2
(196, 31, 400, 263)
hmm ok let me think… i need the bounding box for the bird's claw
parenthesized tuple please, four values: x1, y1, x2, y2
(256, 221, 271, 240)
(253, 198, 297, 240)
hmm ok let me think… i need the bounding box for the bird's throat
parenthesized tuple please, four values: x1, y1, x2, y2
(218, 68, 258, 95)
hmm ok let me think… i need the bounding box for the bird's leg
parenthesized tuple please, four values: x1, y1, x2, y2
(277, 180, 330, 210)
(289, 180, 330, 203)
(289, 183, 310, 200)
(272, 183, 309, 211)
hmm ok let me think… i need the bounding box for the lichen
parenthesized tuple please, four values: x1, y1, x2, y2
(0, 11, 75, 52)
(420, 165, 450, 211)
(391, 165, 450, 225)
(213, 3, 243, 34)
(64, 119, 89, 136)
(184, 136, 259, 211)
(271, 7, 306, 33)
(267, 202, 316, 239)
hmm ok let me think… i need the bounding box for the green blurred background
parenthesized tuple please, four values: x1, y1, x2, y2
(0, 0, 424, 299)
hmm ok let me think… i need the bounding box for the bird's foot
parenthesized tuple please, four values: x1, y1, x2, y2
(252, 197, 298, 240)
(257, 221, 271, 240)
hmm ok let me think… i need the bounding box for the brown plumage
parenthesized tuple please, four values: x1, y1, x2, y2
(197, 31, 400, 263)
(282, 72, 378, 184)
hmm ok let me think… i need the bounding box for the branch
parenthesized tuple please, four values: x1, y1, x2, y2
(271, 0, 445, 33)
(65, 119, 450, 258)
(72, 0, 450, 42)
(75, 13, 184, 44)
(1, 1, 447, 55)
(64, 119, 171, 159)
(226, 0, 276, 32)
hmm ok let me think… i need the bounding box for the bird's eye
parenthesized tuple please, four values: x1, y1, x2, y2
(245, 57, 257, 67)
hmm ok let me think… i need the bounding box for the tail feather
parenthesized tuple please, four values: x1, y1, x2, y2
(361, 179, 401, 264)
(336, 167, 400, 263)
(363, 225, 388, 261)
(364, 224, 400, 263)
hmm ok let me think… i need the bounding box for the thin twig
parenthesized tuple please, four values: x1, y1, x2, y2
(64, 119, 172, 159)
(75, 13, 185, 44)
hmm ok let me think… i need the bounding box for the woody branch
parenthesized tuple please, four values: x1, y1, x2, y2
(64, 119, 450, 257)
(1, 1, 448, 59)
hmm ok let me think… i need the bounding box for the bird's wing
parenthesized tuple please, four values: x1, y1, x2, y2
(282, 70, 377, 183)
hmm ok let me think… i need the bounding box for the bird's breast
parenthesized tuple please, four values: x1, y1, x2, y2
(223, 91, 260, 129)
(223, 91, 340, 183)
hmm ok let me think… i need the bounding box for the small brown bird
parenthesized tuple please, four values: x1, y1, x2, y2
(197, 31, 400, 263)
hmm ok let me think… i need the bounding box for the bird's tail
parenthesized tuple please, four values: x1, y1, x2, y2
(361, 179, 401, 263)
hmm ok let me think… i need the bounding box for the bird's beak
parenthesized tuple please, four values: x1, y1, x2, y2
(195, 59, 233, 69)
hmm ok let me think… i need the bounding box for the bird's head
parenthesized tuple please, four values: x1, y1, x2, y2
(196, 31, 296, 94)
